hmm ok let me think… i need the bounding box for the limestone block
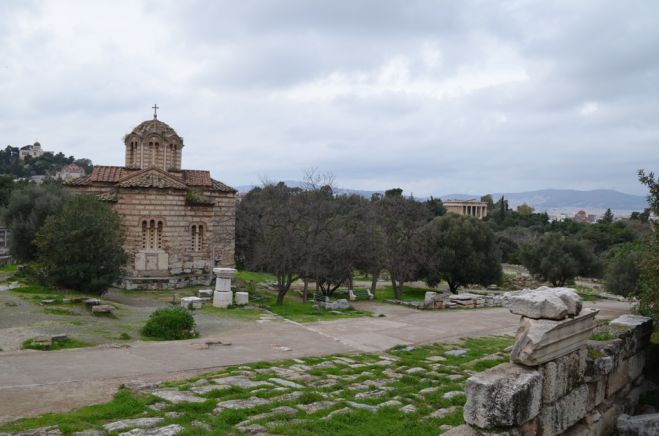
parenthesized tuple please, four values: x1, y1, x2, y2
(584, 339, 622, 382)
(617, 413, 659, 436)
(180, 296, 203, 310)
(317, 299, 351, 310)
(235, 292, 249, 306)
(607, 358, 630, 397)
(157, 252, 169, 270)
(541, 348, 586, 404)
(213, 291, 232, 308)
(587, 379, 606, 411)
(92, 304, 115, 313)
(198, 289, 213, 299)
(135, 252, 146, 271)
(511, 308, 597, 366)
(463, 363, 543, 429)
(609, 314, 653, 358)
(538, 384, 588, 435)
(507, 287, 582, 320)
(628, 351, 646, 381)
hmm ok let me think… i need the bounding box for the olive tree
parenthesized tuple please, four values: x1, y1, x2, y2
(35, 194, 126, 293)
(3, 183, 68, 261)
(419, 214, 502, 293)
(521, 233, 601, 286)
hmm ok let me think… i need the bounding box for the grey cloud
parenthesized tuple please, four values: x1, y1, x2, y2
(0, 0, 657, 197)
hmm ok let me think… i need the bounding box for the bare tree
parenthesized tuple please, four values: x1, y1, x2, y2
(236, 182, 305, 305)
(375, 189, 431, 299)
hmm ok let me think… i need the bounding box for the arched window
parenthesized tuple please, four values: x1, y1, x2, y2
(157, 221, 163, 249)
(141, 220, 147, 249)
(142, 219, 164, 250)
(191, 224, 204, 251)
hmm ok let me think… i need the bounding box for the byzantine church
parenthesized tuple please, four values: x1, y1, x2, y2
(66, 110, 236, 289)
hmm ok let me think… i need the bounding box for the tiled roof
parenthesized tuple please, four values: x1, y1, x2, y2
(63, 175, 91, 186)
(90, 166, 134, 183)
(182, 170, 212, 187)
(129, 119, 181, 140)
(69, 165, 234, 192)
(212, 179, 237, 193)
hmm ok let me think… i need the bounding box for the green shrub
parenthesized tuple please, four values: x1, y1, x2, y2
(142, 307, 197, 340)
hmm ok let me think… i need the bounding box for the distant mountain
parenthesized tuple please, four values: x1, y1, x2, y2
(236, 183, 647, 214)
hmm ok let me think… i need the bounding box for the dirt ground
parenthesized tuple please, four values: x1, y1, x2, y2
(0, 284, 254, 352)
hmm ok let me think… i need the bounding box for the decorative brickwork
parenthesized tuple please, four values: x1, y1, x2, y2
(65, 117, 236, 289)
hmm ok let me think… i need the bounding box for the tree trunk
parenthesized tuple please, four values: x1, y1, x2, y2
(370, 270, 379, 297)
(348, 273, 354, 290)
(393, 279, 404, 300)
(302, 277, 309, 303)
(275, 273, 293, 305)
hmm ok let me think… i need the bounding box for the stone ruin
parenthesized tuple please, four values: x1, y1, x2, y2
(446, 287, 655, 436)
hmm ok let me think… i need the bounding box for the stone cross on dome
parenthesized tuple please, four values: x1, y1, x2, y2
(152, 104, 159, 119)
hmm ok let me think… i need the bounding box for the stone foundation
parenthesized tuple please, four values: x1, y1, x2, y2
(121, 274, 212, 290)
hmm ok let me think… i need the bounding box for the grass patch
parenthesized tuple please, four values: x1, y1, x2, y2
(591, 331, 615, 341)
(10, 283, 56, 295)
(236, 271, 276, 284)
(0, 389, 149, 434)
(248, 288, 371, 323)
(264, 298, 369, 323)
(21, 337, 93, 351)
(41, 307, 79, 316)
(374, 285, 433, 301)
(0, 263, 18, 273)
(201, 304, 263, 321)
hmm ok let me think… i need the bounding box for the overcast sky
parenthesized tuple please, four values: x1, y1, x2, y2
(0, 1, 657, 196)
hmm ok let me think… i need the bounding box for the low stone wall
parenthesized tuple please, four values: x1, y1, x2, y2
(447, 287, 654, 436)
(121, 274, 212, 290)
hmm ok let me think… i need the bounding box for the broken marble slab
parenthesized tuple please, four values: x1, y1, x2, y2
(506, 287, 582, 320)
(511, 308, 597, 366)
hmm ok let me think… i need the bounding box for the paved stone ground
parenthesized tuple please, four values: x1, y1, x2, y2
(0, 336, 516, 435)
(0, 299, 630, 424)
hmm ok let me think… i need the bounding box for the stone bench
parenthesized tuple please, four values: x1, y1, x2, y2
(181, 296, 203, 310)
(91, 304, 115, 314)
(349, 289, 373, 301)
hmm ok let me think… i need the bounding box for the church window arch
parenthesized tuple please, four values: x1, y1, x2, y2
(141, 219, 164, 250)
(191, 223, 204, 251)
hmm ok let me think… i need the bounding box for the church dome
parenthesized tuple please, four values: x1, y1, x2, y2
(129, 119, 181, 140)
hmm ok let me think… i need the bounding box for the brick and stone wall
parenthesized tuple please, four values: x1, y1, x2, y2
(446, 288, 654, 436)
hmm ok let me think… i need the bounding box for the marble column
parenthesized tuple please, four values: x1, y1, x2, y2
(213, 267, 237, 308)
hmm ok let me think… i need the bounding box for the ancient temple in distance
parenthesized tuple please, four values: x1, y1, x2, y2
(65, 108, 236, 289)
